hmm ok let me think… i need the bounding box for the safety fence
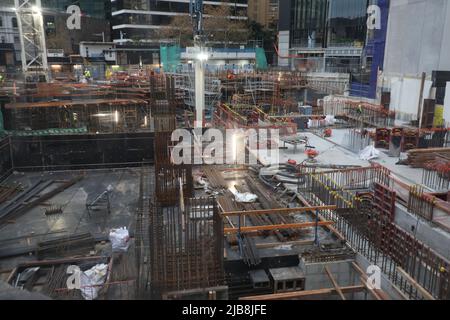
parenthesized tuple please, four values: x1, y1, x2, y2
(322, 97, 395, 127)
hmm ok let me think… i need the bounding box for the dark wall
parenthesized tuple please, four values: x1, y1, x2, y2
(278, 0, 292, 32)
(11, 132, 154, 171)
(45, 14, 111, 54)
(0, 136, 13, 182)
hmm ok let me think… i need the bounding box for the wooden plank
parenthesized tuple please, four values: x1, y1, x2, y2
(221, 205, 337, 217)
(239, 285, 365, 300)
(324, 266, 346, 300)
(396, 267, 435, 300)
(224, 221, 334, 234)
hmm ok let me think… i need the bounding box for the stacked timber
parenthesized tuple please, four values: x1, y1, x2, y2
(407, 148, 450, 168)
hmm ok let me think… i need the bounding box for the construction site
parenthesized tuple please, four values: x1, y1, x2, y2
(0, 0, 450, 302)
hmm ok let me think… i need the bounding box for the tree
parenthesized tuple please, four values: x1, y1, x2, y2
(158, 15, 193, 47)
(157, 4, 248, 47)
(248, 21, 277, 64)
(203, 5, 248, 46)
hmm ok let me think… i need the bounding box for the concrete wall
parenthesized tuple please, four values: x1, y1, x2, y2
(384, 0, 450, 77)
(355, 254, 405, 300)
(298, 259, 368, 299)
(394, 204, 450, 260)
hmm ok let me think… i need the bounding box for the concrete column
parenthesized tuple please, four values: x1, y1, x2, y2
(195, 60, 205, 128)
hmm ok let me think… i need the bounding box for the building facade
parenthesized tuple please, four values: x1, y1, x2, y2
(111, 0, 248, 44)
(278, 0, 389, 99)
(0, 1, 111, 72)
(248, 0, 278, 28)
(41, 0, 110, 19)
(0, 3, 21, 68)
(279, 0, 375, 72)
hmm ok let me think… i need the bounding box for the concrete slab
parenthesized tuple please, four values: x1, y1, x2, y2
(0, 169, 140, 263)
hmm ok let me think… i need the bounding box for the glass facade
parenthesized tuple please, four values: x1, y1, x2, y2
(289, 0, 377, 48)
(327, 0, 371, 47)
(290, 0, 328, 48)
(111, 0, 248, 43)
(42, 0, 109, 19)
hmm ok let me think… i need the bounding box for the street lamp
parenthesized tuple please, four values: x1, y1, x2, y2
(197, 51, 209, 61)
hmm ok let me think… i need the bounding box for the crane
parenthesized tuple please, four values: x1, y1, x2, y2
(14, 0, 49, 82)
(189, 0, 208, 128)
(190, 0, 205, 46)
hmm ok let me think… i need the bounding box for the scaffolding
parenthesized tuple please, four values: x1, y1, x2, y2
(172, 71, 222, 121)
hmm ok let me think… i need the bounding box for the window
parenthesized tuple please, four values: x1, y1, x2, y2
(12, 17, 18, 28)
(0, 17, 3, 27)
(14, 36, 20, 43)
(276, 281, 284, 291)
(285, 281, 294, 290)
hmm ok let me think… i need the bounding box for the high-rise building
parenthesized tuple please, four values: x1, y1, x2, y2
(278, 0, 389, 98)
(279, 0, 373, 70)
(111, 0, 248, 44)
(248, 0, 278, 28)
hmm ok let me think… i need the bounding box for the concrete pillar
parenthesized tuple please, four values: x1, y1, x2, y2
(195, 60, 205, 128)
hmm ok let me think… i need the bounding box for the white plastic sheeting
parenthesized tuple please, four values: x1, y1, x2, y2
(444, 82, 450, 127)
(390, 77, 433, 122)
(109, 227, 130, 252)
(80, 264, 108, 300)
(229, 187, 258, 203)
(359, 145, 380, 161)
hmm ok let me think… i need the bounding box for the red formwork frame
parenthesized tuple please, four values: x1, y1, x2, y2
(373, 182, 397, 222)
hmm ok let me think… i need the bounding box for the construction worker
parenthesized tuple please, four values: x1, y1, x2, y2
(440, 265, 448, 276)
(357, 104, 363, 115)
(84, 69, 92, 81)
(105, 67, 113, 81)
